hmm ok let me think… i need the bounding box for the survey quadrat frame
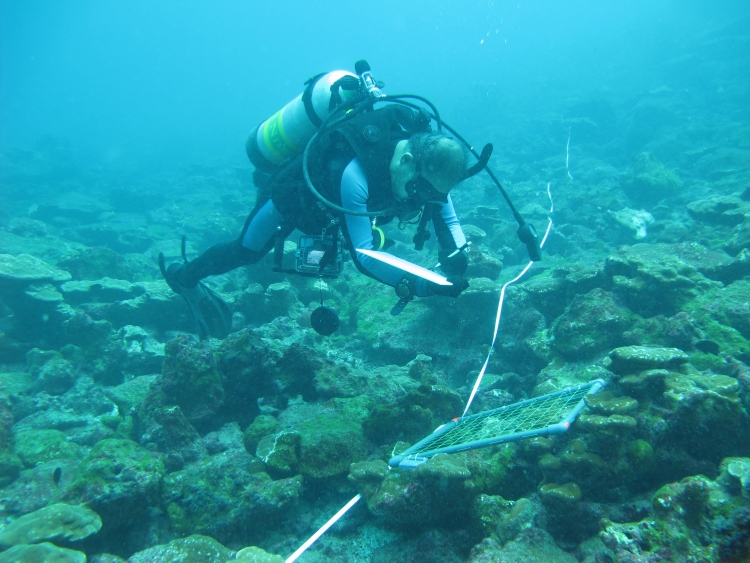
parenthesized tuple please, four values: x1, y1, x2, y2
(389, 379, 606, 468)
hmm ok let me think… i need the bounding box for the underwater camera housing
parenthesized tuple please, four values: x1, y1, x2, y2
(295, 235, 343, 277)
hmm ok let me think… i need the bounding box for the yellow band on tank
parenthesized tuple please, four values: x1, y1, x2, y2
(372, 226, 386, 251)
(261, 107, 298, 162)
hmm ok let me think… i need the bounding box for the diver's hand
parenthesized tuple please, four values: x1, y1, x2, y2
(426, 276, 469, 298)
(438, 248, 468, 276)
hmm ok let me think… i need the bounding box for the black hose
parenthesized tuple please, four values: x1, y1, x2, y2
(306, 94, 521, 223)
(385, 98, 525, 226)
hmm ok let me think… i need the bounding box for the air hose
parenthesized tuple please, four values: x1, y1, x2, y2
(300, 92, 541, 261)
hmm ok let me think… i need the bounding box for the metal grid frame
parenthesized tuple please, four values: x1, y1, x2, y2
(389, 379, 606, 468)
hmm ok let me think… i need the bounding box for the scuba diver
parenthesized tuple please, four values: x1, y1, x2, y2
(160, 61, 540, 339)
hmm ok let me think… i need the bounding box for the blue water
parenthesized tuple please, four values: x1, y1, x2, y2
(3, 1, 746, 172)
(2, 1, 750, 562)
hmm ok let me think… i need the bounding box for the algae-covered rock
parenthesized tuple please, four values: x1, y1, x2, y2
(102, 374, 158, 414)
(717, 457, 750, 498)
(348, 459, 389, 483)
(629, 152, 683, 204)
(255, 432, 300, 477)
(362, 468, 473, 530)
(161, 335, 224, 433)
(466, 247, 503, 280)
(277, 398, 370, 480)
(628, 439, 655, 469)
(521, 276, 567, 320)
(416, 453, 471, 481)
(127, 534, 234, 563)
(0, 460, 79, 516)
(163, 452, 300, 545)
(576, 413, 637, 434)
(0, 404, 21, 485)
(605, 345, 689, 375)
(59, 277, 144, 306)
(539, 482, 583, 503)
(653, 475, 713, 528)
(687, 194, 750, 226)
(560, 439, 606, 470)
(551, 289, 633, 360)
(584, 390, 638, 415)
(471, 494, 513, 538)
(0, 254, 71, 284)
(235, 546, 285, 563)
(618, 368, 669, 397)
(0, 503, 101, 548)
(57, 439, 164, 531)
(538, 454, 562, 471)
(243, 415, 279, 454)
(26, 349, 78, 395)
(604, 242, 746, 316)
(363, 376, 462, 445)
(468, 528, 578, 563)
(0, 542, 86, 563)
(13, 428, 85, 467)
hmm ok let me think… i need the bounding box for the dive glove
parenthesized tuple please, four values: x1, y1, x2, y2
(438, 247, 468, 276)
(426, 275, 469, 298)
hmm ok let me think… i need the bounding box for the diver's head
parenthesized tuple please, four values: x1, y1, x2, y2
(389, 133, 467, 204)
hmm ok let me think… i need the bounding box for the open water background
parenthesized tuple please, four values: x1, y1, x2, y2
(2, 0, 747, 176)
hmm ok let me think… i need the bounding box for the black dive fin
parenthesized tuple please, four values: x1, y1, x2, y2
(159, 252, 231, 340)
(182, 282, 232, 340)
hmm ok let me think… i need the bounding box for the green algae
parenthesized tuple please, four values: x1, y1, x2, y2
(235, 546, 285, 563)
(584, 390, 639, 415)
(540, 481, 583, 503)
(243, 415, 279, 454)
(0, 503, 101, 549)
(348, 459, 389, 483)
(628, 439, 655, 469)
(13, 429, 85, 467)
(255, 432, 300, 477)
(416, 453, 471, 480)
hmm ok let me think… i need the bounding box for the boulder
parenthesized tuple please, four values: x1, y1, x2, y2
(605, 345, 689, 375)
(127, 535, 233, 563)
(0, 542, 86, 563)
(162, 452, 300, 546)
(0, 503, 101, 548)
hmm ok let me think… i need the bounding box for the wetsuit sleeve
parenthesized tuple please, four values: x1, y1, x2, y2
(341, 159, 428, 293)
(433, 195, 467, 251)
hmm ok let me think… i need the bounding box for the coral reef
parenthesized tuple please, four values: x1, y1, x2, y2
(1, 30, 750, 562)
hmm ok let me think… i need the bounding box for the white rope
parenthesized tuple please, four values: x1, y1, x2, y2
(566, 129, 573, 180)
(285, 494, 362, 563)
(461, 183, 554, 417)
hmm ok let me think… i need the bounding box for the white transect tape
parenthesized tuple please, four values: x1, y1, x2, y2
(461, 182, 554, 417)
(285, 494, 362, 563)
(355, 249, 452, 285)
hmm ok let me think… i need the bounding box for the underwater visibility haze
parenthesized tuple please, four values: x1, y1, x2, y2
(1, 1, 750, 561)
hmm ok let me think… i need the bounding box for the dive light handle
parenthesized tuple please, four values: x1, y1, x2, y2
(517, 222, 542, 262)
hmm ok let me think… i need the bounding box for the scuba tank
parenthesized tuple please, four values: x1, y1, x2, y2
(246, 70, 359, 172)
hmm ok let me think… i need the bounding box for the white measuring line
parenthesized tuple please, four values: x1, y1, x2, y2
(285, 494, 362, 563)
(461, 182, 554, 417)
